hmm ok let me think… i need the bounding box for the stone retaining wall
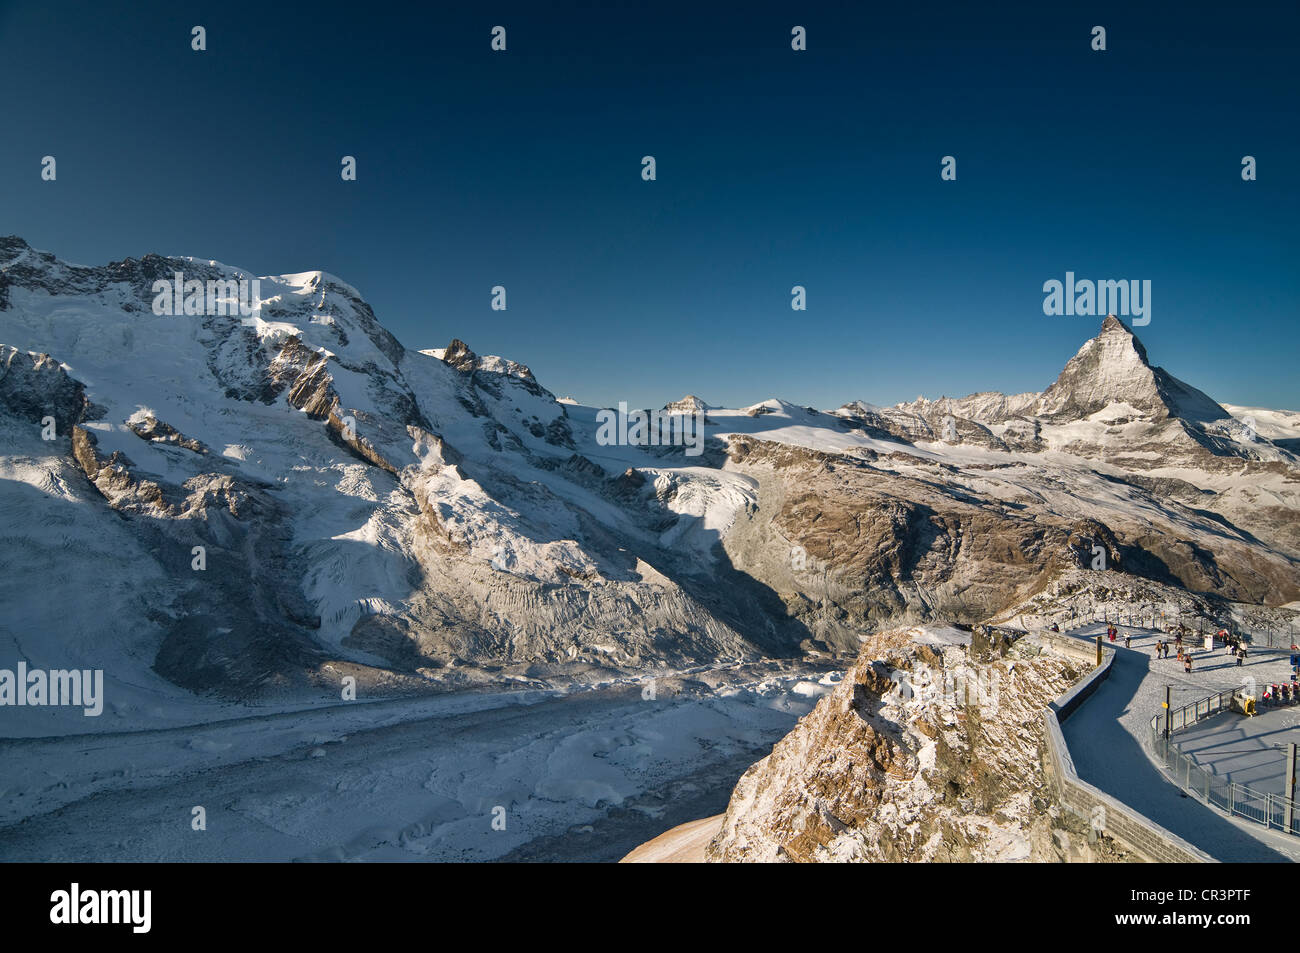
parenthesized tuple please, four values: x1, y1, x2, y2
(1033, 630, 1217, 863)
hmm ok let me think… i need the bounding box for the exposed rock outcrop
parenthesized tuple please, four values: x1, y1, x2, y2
(705, 627, 1118, 862)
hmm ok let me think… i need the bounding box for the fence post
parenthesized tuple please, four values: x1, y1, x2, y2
(1286, 744, 1297, 834)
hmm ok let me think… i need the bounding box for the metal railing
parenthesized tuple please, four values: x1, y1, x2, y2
(1242, 625, 1300, 651)
(1150, 689, 1236, 733)
(1149, 692, 1299, 836)
(1054, 605, 1297, 651)
(1063, 607, 1164, 630)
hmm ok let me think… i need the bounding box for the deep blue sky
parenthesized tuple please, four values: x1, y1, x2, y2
(1, 1, 1296, 410)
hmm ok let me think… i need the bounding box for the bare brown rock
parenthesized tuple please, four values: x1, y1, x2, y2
(706, 627, 1093, 862)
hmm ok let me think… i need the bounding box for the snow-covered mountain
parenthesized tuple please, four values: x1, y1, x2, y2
(2, 237, 1297, 735)
(838, 315, 1290, 468)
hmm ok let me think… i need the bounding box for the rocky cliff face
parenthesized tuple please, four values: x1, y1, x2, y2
(705, 626, 1127, 862)
(717, 437, 1075, 649)
(714, 427, 1298, 651)
(0, 345, 95, 431)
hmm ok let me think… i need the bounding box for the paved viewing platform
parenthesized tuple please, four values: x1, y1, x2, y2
(1176, 704, 1300, 798)
(1058, 622, 1300, 862)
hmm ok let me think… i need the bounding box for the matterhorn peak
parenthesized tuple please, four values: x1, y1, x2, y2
(1095, 313, 1150, 364)
(1034, 314, 1230, 428)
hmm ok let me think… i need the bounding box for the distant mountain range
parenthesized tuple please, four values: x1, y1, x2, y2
(1, 237, 1296, 732)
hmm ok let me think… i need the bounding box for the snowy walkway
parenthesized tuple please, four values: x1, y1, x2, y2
(1058, 623, 1300, 862)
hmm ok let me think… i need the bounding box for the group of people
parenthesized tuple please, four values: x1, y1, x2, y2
(1147, 626, 1252, 672)
(1220, 630, 1250, 666)
(1152, 640, 1195, 673)
(1151, 630, 1206, 674)
(1052, 616, 1300, 711)
(1058, 617, 1264, 676)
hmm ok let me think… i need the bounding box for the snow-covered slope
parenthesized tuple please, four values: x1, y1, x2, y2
(1224, 404, 1300, 451)
(0, 238, 803, 728)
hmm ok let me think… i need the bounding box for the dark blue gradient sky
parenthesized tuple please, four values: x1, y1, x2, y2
(1, 0, 1296, 410)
